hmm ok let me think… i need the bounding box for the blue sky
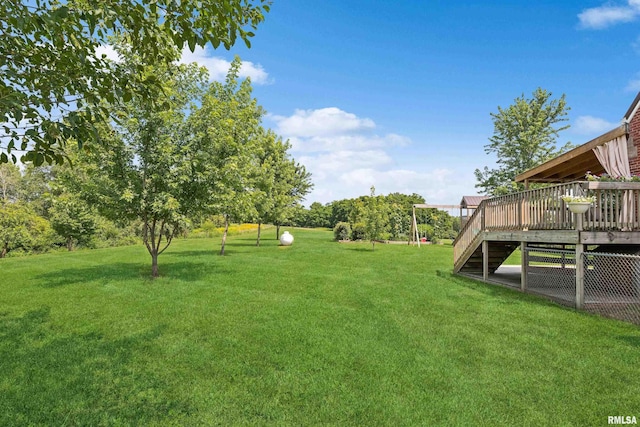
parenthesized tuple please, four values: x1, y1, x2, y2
(183, 0, 640, 206)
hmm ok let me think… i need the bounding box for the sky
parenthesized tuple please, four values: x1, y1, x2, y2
(182, 1, 640, 206)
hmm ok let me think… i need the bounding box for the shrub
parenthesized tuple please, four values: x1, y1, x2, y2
(333, 222, 351, 241)
(199, 219, 222, 237)
(351, 222, 366, 240)
(90, 218, 140, 248)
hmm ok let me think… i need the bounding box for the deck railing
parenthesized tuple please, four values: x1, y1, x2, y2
(453, 181, 640, 266)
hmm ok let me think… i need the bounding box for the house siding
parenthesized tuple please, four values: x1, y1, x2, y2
(629, 109, 640, 175)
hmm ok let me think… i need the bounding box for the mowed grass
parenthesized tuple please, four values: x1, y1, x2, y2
(1, 229, 639, 426)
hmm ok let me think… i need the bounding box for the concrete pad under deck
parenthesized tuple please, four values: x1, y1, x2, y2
(458, 266, 521, 290)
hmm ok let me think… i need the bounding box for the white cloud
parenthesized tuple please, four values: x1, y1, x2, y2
(578, 0, 640, 29)
(573, 115, 619, 135)
(320, 167, 466, 207)
(339, 168, 452, 190)
(273, 107, 375, 138)
(287, 133, 409, 153)
(179, 46, 270, 85)
(633, 35, 640, 54)
(272, 107, 481, 206)
(298, 150, 393, 180)
(92, 45, 270, 85)
(626, 75, 640, 92)
(95, 45, 120, 62)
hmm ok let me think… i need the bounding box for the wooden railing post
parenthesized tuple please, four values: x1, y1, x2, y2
(517, 196, 522, 229)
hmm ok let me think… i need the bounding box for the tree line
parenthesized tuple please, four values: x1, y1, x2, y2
(287, 190, 460, 244)
(0, 52, 311, 277)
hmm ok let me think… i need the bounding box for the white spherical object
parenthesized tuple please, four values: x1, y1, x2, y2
(279, 231, 294, 246)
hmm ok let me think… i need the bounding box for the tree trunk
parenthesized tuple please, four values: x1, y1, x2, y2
(67, 237, 74, 251)
(220, 215, 229, 256)
(0, 243, 7, 258)
(151, 251, 159, 278)
(276, 224, 280, 240)
(144, 218, 160, 279)
(256, 222, 261, 246)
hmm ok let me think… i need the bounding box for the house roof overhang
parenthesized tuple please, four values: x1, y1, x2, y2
(514, 124, 628, 183)
(624, 92, 640, 122)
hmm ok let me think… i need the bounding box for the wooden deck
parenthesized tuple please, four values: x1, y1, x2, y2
(454, 181, 640, 274)
(453, 181, 640, 319)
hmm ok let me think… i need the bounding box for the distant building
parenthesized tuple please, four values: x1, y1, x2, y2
(459, 195, 488, 227)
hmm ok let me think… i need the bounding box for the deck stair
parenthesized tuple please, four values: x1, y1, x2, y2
(457, 240, 519, 274)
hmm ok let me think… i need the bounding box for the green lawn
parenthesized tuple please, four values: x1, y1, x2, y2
(1, 229, 639, 426)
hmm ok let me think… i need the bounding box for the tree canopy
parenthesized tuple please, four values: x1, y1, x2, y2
(252, 129, 312, 245)
(0, 163, 21, 202)
(71, 44, 207, 277)
(186, 57, 264, 254)
(474, 88, 572, 196)
(0, 0, 270, 165)
(363, 186, 389, 249)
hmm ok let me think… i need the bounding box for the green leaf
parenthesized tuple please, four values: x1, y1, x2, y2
(52, 6, 69, 19)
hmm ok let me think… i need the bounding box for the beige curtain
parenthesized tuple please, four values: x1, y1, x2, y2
(593, 136, 631, 178)
(592, 136, 633, 226)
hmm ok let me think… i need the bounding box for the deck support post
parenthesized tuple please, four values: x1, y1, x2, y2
(575, 213, 585, 310)
(520, 241, 527, 292)
(575, 243, 585, 309)
(482, 240, 489, 281)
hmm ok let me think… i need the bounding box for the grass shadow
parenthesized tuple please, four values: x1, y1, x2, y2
(617, 335, 640, 347)
(0, 308, 189, 425)
(36, 262, 148, 287)
(168, 249, 220, 258)
(436, 269, 561, 308)
(36, 259, 229, 287)
(342, 246, 375, 252)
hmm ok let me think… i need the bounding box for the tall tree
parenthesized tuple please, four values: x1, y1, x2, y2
(1, 0, 270, 165)
(251, 129, 279, 246)
(363, 186, 389, 250)
(187, 57, 263, 255)
(474, 88, 572, 196)
(329, 199, 357, 227)
(0, 164, 21, 202)
(16, 164, 56, 217)
(79, 44, 206, 277)
(49, 193, 97, 251)
(387, 203, 409, 240)
(269, 160, 312, 239)
(251, 129, 312, 244)
(305, 202, 331, 228)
